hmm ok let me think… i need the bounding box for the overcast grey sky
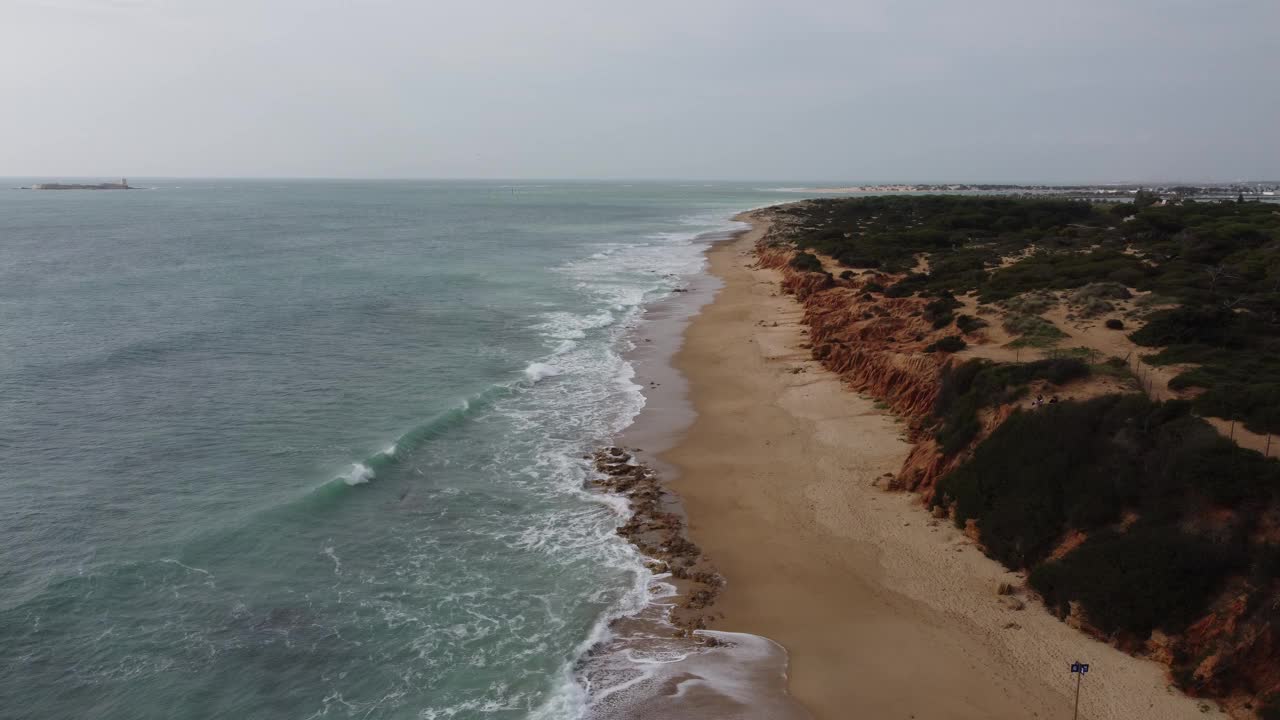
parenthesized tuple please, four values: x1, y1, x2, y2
(3, 0, 1276, 181)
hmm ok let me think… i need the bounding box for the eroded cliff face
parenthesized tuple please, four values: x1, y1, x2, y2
(755, 235, 1280, 718)
(757, 243, 976, 496)
(1177, 582, 1280, 715)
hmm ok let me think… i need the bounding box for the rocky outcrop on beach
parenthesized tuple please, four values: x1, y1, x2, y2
(590, 447, 724, 637)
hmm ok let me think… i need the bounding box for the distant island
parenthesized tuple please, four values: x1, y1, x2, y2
(29, 178, 132, 190)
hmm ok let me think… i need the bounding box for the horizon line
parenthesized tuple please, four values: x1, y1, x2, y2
(4, 175, 1278, 185)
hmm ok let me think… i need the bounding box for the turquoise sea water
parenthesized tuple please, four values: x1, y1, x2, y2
(0, 180, 789, 720)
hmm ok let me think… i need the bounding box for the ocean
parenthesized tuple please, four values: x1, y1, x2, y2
(0, 180, 791, 719)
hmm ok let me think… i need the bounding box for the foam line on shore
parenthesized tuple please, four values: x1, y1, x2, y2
(560, 218, 811, 720)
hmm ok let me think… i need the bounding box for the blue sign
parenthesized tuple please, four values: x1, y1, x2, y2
(1071, 662, 1089, 674)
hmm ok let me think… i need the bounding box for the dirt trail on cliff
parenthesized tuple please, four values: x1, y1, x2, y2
(661, 214, 1210, 720)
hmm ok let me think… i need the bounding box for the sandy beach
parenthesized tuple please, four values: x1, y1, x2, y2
(653, 215, 1212, 719)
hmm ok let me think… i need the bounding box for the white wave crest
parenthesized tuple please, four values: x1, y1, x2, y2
(535, 310, 616, 340)
(339, 462, 375, 486)
(523, 362, 562, 383)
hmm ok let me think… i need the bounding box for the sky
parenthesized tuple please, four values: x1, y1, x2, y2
(2, 0, 1277, 182)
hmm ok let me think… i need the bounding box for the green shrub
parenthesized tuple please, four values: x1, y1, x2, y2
(1030, 527, 1241, 636)
(1105, 318, 1124, 330)
(1003, 291, 1057, 315)
(885, 272, 929, 298)
(1193, 383, 1280, 435)
(982, 249, 1149, 302)
(1049, 346, 1101, 363)
(1162, 435, 1280, 507)
(956, 314, 988, 333)
(1003, 313, 1067, 347)
(938, 400, 1119, 565)
(935, 393, 1279, 619)
(931, 358, 1089, 457)
(1131, 307, 1280, 433)
(924, 295, 961, 329)
(924, 335, 967, 354)
(790, 252, 824, 273)
(1071, 282, 1133, 302)
(1130, 307, 1242, 348)
(1076, 297, 1113, 317)
(937, 397, 1165, 565)
(836, 254, 882, 269)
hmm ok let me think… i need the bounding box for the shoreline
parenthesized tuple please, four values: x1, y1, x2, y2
(630, 209, 1212, 719)
(575, 221, 810, 719)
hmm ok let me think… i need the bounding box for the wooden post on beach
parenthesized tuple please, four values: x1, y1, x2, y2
(1071, 662, 1089, 720)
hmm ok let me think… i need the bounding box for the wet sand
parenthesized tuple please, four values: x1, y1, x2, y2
(592, 224, 810, 720)
(649, 214, 1210, 719)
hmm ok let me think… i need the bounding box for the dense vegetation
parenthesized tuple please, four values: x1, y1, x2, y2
(931, 358, 1089, 455)
(773, 195, 1280, 707)
(1029, 526, 1242, 637)
(772, 195, 1280, 432)
(933, 395, 1279, 639)
(1131, 306, 1280, 434)
(922, 335, 967, 354)
(788, 251, 824, 274)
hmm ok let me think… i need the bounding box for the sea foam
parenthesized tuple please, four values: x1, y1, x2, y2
(524, 362, 562, 383)
(338, 462, 375, 486)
